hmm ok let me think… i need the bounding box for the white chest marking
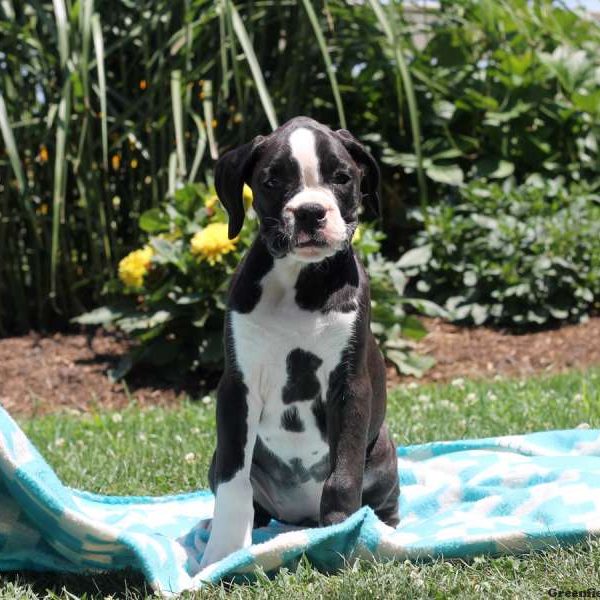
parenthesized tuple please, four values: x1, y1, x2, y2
(232, 256, 356, 422)
(289, 128, 320, 188)
(230, 256, 357, 521)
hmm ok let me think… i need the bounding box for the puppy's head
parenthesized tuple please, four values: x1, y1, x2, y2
(215, 116, 380, 263)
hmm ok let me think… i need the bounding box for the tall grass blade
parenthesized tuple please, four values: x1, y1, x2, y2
(79, 0, 94, 105)
(50, 81, 72, 307)
(0, 90, 41, 248)
(0, 0, 15, 21)
(367, 0, 428, 210)
(218, 0, 230, 99)
(171, 69, 187, 178)
(50, 0, 71, 308)
(202, 80, 218, 160)
(300, 0, 346, 129)
(0, 91, 26, 193)
(227, 1, 278, 131)
(52, 0, 69, 68)
(73, 0, 93, 172)
(91, 13, 108, 171)
(189, 112, 207, 183)
(168, 151, 177, 197)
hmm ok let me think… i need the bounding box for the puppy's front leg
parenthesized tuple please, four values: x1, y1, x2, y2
(200, 374, 260, 568)
(320, 374, 370, 526)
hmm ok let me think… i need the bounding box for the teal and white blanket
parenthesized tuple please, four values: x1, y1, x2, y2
(2, 406, 600, 595)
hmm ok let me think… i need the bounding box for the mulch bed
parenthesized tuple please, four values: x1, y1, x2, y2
(1, 317, 599, 417)
(389, 316, 600, 386)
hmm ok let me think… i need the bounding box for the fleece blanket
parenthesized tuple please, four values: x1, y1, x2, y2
(2, 406, 600, 595)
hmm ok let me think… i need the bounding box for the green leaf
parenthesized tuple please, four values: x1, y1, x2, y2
(572, 90, 600, 115)
(118, 310, 172, 332)
(463, 271, 477, 286)
(400, 298, 448, 318)
(470, 304, 488, 326)
(151, 238, 183, 269)
(400, 315, 428, 341)
(433, 99, 456, 121)
(139, 209, 170, 233)
(107, 354, 133, 382)
(475, 158, 515, 179)
(387, 349, 435, 377)
(397, 245, 432, 269)
(483, 102, 533, 126)
(176, 293, 203, 305)
(72, 305, 125, 325)
(426, 163, 464, 186)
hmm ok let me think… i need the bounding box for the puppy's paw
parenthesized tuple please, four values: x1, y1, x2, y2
(199, 534, 248, 569)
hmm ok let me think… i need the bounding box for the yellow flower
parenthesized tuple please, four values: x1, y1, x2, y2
(243, 184, 253, 210)
(190, 223, 238, 266)
(204, 194, 219, 211)
(352, 224, 363, 244)
(118, 246, 154, 288)
(38, 145, 49, 163)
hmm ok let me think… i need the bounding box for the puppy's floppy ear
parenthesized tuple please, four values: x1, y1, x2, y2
(215, 135, 264, 239)
(335, 129, 381, 216)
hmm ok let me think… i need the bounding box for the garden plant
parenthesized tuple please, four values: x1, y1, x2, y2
(1, 0, 599, 334)
(1, 0, 600, 597)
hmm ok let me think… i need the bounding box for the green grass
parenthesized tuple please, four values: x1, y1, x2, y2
(2, 367, 600, 598)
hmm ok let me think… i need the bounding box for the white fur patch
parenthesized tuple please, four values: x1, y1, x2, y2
(231, 255, 358, 522)
(289, 128, 319, 187)
(287, 128, 348, 262)
(200, 389, 262, 568)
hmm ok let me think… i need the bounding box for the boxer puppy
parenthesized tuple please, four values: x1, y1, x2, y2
(200, 116, 399, 568)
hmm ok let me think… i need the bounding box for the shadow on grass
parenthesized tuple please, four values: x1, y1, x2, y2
(1, 570, 151, 599)
(76, 328, 223, 401)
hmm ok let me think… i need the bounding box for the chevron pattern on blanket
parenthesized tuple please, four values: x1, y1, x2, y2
(2, 406, 600, 595)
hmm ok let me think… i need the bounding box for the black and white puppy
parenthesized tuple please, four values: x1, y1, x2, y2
(200, 116, 399, 568)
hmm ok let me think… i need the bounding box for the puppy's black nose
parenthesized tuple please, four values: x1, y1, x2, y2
(295, 203, 327, 231)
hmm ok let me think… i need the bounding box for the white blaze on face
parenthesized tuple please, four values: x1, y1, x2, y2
(289, 128, 320, 187)
(286, 128, 348, 262)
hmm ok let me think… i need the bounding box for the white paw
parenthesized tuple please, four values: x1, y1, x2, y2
(200, 475, 255, 569)
(199, 534, 248, 569)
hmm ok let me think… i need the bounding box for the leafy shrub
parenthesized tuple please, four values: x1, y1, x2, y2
(75, 185, 441, 382)
(378, 1, 600, 205)
(401, 180, 600, 327)
(2, 0, 599, 333)
(74, 183, 255, 379)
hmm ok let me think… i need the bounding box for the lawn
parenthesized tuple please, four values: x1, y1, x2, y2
(2, 367, 600, 599)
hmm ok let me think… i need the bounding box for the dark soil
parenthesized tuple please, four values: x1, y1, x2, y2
(1, 317, 599, 417)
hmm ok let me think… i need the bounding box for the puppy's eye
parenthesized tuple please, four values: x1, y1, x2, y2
(263, 177, 281, 189)
(332, 172, 351, 185)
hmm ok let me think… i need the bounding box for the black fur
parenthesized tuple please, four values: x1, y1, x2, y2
(311, 395, 327, 441)
(280, 406, 305, 433)
(282, 349, 323, 404)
